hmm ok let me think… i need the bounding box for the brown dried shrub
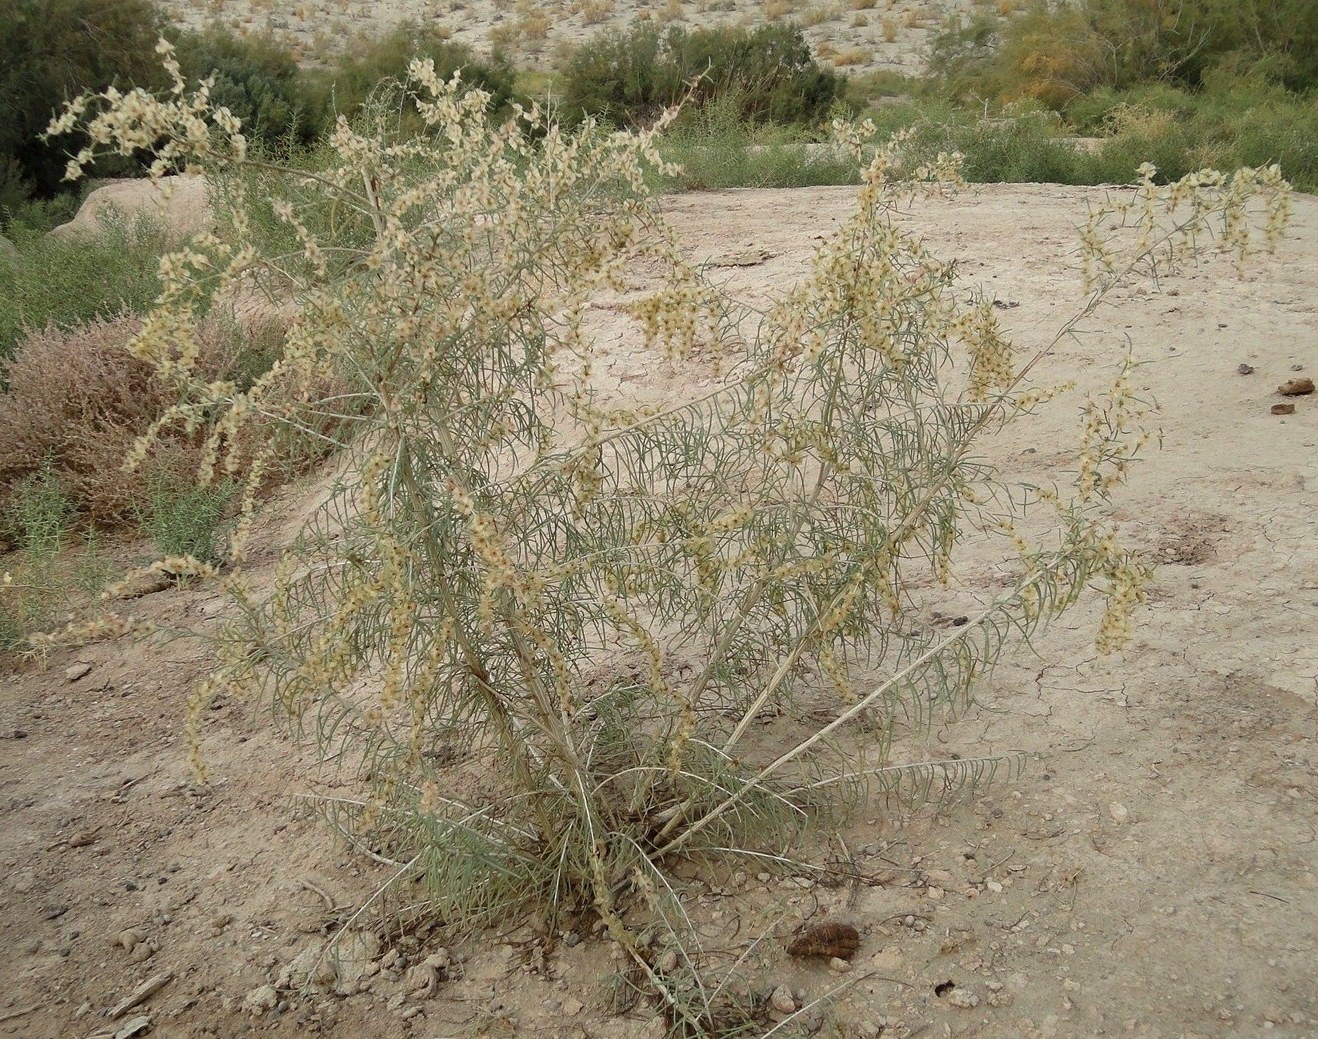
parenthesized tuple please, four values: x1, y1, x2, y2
(0, 312, 286, 528)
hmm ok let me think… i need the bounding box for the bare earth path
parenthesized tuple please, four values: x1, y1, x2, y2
(2, 183, 1315, 1039)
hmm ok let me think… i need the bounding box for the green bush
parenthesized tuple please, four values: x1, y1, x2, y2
(0, 212, 165, 367)
(0, 0, 166, 208)
(561, 22, 844, 128)
(52, 45, 1296, 1021)
(928, 0, 1318, 109)
(172, 27, 321, 154)
(0, 463, 110, 651)
(656, 92, 860, 191)
(138, 474, 235, 564)
(1, 187, 84, 235)
(306, 24, 517, 128)
(3, 460, 73, 557)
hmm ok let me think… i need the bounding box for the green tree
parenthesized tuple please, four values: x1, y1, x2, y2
(0, 0, 164, 204)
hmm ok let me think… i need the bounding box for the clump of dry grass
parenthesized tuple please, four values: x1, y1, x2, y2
(0, 312, 285, 527)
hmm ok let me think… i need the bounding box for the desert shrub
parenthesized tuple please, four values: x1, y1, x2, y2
(950, 109, 1086, 183)
(1, 187, 84, 235)
(928, 0, 1318, 108)
(656, 92, 861, 190)
(3, 460, 74, 555)
(0, 212, 166, 366)
(0, 313, 283, 527)
(0, 463, 112, 651)
(172, 27, 321, 155)
(52, 47, 1292, 1026)
(561, 21, 844, 127)
(138, 474, 236, 564)
(1070, 77, 1318, 190)
(305, 23, 517, 128)
(0, 0, 166, 208)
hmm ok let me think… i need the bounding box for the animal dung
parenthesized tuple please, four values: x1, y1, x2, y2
(1271, 402, 1296, 415)
(787, 922, 861, 960)
(1277, 377, 1314, 396)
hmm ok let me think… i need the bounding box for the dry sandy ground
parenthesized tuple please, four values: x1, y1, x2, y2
(157, 0, 972, 74)
(2, 182, 1316, 1039)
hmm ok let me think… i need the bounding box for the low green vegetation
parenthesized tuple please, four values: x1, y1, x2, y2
(559, 21, 844, 127)
(919, 0, 1317, 188)
(0, 212, 166, 366)
(138, 474, 236, 565)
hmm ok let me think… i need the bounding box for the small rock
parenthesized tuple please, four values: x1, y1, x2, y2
(117, 928, 148, 953)
(1108, 803, 1129, 824)
(423, 949, 450, 970)
(68, 830, 97, 848)
(1278, 377, 1314, 396)
(115, 1016, 152, 1039)
(332, 931, 382, 992)
(657, 949, 678, 973)
(926, 886, 945, 901)
(769, 985, 796, 1015)
(281, 945, 336, 989)
(1271, 402, 1296, 415)
(404, 963, 439, 999)
(562, 996, 584, 1016)
(1237, 363, 1255, 375)
(65, 662, 93, 682)
(243, 984, 279, 1016)
(828, 956, 853, 973)
(948, 988, 980, 1009)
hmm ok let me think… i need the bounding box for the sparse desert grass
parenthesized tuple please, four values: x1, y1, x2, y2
(835, 45, 870, 65)
(571, 0, 615, 22)
(882, 16, 897, 41)
(798, 4, 838, 26)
